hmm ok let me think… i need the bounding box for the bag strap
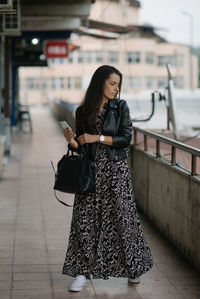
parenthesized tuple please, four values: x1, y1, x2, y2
(50, 161, 73, 207)
(53, 189, 73, 207)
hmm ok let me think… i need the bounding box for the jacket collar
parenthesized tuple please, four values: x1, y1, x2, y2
(108, 99, 118, 109)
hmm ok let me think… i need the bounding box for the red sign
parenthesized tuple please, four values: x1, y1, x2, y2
(44, 41, 68, 58)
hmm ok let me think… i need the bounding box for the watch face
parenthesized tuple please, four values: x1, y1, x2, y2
(100, 135, 105, 142)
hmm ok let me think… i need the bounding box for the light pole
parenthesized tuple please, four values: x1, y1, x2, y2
(182, 11, 194, 90)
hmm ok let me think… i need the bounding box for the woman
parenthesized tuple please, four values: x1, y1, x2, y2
(63, 65, 153, 292)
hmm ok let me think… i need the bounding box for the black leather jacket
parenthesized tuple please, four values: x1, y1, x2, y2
(69, 99, 132, 162)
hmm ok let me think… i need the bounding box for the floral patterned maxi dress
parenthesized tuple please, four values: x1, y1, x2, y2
(62, 103, 153, 279)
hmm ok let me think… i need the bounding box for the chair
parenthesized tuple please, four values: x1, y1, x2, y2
(16, 103, 33, 134)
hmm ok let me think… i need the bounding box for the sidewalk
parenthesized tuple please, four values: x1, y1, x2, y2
(0, 105, 200, 299)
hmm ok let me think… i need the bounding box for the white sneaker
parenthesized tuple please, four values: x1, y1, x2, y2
(69, 275, 87, 292)
(128, 277, 140, 283)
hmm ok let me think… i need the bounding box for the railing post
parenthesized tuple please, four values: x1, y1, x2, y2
(144, 135, 148, 151)
(171, 146, 176, 165)
(134, 129, 137, 145)
(156, 140, 161, 157)
(167, 106, 170, 130)
(191, 155, 197, 175)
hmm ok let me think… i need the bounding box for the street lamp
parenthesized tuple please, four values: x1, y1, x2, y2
(182, 11, 194, 90)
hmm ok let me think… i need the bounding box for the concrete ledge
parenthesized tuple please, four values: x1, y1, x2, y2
(0, 135, 7, 177)
(129, 145, 200, 271)
(48, 98, 77, 129)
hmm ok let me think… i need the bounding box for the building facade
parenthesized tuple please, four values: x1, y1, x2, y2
(19, 0, 198, 105)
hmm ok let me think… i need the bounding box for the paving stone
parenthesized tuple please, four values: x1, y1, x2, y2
(0, 279, 12, 290)
(13, 256, 48, 265)
(0, 272, 12, 281)
(11, 289, 53, 299)
(13, 264, 49, 273)
(49, 265, 63, 272)
(0, 257, 13, 265)
(13, 272, 50, 281)
(13, 279, 51, 290)
(14, 250, 46, 258)
(0, 266, 12, 273)
(0, 250, 13, 258)
(0, 290, 10, 299)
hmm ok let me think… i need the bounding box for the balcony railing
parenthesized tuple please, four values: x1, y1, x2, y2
(132, 126, 200, 176)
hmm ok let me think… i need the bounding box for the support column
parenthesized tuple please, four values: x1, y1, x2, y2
(4, 37, 12, 154)
(11, 38, 16, 127)
(0, 36, 6, 175)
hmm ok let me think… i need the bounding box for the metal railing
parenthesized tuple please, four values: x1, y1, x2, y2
(132, 126, 200, 176)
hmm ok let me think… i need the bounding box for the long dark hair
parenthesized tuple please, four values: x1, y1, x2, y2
(80, 65, 122, 131)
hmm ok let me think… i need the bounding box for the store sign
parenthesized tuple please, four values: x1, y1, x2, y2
(44, 41, 68, 58)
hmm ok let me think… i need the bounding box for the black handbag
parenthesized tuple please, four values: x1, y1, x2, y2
(51, 147, 95, 206)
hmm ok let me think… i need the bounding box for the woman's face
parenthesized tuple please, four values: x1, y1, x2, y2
(103, 73, 120, 100)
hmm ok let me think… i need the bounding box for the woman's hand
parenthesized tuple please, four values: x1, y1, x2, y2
(77, 133, 99, 145)
(63, 128, 75, 143)
(63, 128, 78, 149)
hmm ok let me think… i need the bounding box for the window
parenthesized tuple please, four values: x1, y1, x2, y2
(68, 77, 82, 89)
(78, 52, 84, 63)
(49, 58, 55, 65)
(145, 77, 155, 89)
(68, 53, 73, 63)
(145, 53, 154, 64)
(178, 55, 184, 67)
(67, 51, 103, 64)
(68, 51, 78, 64)
(50, 78, 65, 90)
(107, 51, 118, 64)
(157, 55, 177, 67)
(59, 78, 65, 90)
(42, 78, 48, 91)
(84, 51, 91, 63)
(26, 78, 40, 90)
(157, 77, 168, 88)
(125, 77, 141, 90)
(58, 58, 64, 64)
(85, 51, 103, 63)
(95, 51, 103, 63)
(157, 56, 166, 66)
(48, 58, 66, 65)
(51, 78, 56, 90)
(126, 52, 140, 64)
(173, 76, 184, 88)
(168, 55, 176, 67)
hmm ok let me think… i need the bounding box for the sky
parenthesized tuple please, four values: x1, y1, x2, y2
(139, 0, 200, 48)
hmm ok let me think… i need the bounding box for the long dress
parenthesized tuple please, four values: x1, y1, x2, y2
(62, 102, 153, 279)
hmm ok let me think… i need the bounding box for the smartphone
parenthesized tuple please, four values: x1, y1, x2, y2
(59, 121, 72, 130)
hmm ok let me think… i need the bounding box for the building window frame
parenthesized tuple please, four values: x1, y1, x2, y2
(145, 77, 155, 89)
(145, 53, 154, 64)
(68, 77, 82, 90)
(126, 52, 141, 64)
(107, 51, 118, 64)
(125, 76, 142, 90)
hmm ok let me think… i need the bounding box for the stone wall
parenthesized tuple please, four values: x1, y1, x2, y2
(129, 145, 200, 271)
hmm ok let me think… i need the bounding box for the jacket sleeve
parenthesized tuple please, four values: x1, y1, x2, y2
(112, 100, 132, 149)
(68, 106, 83, 153)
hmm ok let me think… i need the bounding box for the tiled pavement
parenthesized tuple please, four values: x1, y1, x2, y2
(0, 105, 200, 299)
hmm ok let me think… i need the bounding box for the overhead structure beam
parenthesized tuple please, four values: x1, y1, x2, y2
(21, 18, 81, 31)
(21, 1, 91, 18)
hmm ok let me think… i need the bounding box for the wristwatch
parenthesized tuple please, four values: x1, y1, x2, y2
(99, 135, 105, 143)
